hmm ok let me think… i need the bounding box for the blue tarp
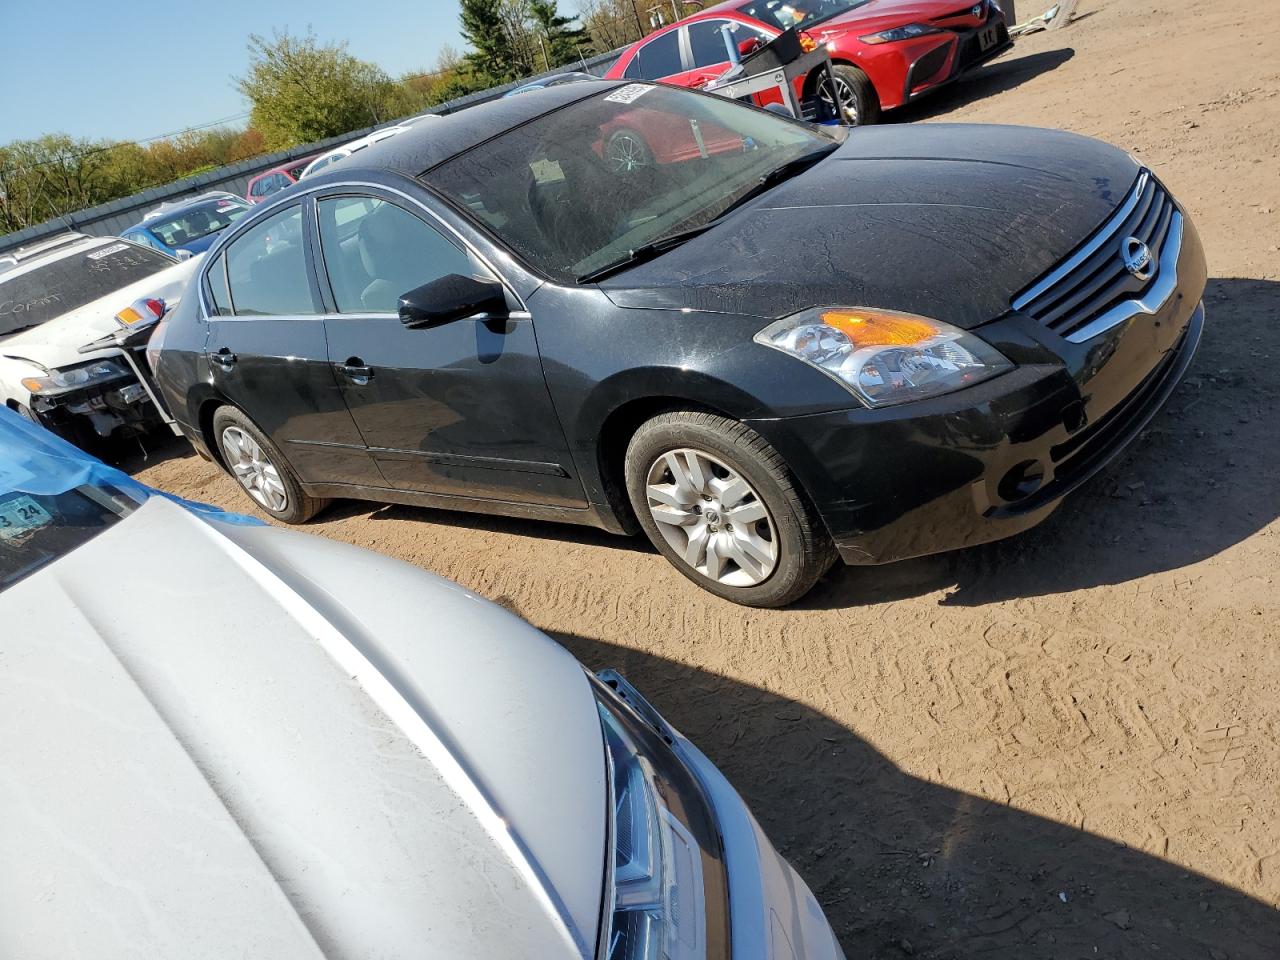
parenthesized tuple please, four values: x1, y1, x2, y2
(0, 407, 262, 525)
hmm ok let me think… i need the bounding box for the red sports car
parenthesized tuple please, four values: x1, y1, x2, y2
(604, 0, 1013, 125)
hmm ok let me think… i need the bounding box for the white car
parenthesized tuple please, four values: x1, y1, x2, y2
(300, 119, 438, 179)
(0, 408, 845, 960)
(0, 232, 199, 444)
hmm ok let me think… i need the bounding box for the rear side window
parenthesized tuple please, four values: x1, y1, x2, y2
(224, 206, 315, 316)
(688, 20, 733, 67)
(317, 196, 471, 314)
(205, 252, 232, 316)
(632, 31, 682, 79)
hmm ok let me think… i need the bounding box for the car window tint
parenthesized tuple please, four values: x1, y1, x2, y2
(635, 31, 682, 78)
(224, 205, 314, 316)
(317, 196, 471, 314)
(205, 252, 232, 316)
(623, 55, 642, 79)
(688, 20, 733, 67)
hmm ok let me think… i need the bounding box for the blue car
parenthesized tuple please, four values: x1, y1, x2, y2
(120, 192, 252, 257)
(503, 71, 598, 96)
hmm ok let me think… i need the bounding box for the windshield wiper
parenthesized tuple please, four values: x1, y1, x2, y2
(576, 223, 717, 284)
(713, 145, 839, 222)
(575, 145, 837, 285)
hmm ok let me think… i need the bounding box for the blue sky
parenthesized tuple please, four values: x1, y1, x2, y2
(0, 0, 468, 144)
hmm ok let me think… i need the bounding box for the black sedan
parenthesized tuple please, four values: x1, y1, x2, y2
(152, 81, 1206, 607)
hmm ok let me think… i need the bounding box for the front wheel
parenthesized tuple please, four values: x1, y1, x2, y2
(816, 64, 880, 126)
(212, 405, 327, 523)
(624, 411, 835, 607)
(603, 128, 655, 175)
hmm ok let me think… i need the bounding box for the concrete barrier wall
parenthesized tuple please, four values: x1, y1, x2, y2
(0, 50, 621, 256)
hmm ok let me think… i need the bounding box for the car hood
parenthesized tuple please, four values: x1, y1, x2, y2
(0, 498, 606, 960)
(809, 0, 987, 34)
(178, 231, 221, 254)
(600, 124, 1141, 329)
(0, 256, 199, 368)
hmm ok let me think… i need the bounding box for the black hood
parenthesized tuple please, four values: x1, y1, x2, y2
(599, 124, 1142, 329)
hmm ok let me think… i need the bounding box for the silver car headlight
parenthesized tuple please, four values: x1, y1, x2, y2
(594, 679, 729, 960)
(754, 306, 1012, 408)
(20, 358, 131, 396)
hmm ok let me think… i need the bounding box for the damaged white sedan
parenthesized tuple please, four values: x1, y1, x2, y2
(0, 408, 844, 960)
(0, 232, 197, 447)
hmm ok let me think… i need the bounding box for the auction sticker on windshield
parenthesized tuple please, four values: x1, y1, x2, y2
(86, 243, 131, 260)
(604, 84, 652, 104)
(0, 496, 52, 541)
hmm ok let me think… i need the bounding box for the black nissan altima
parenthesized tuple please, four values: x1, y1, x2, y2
(153, 81, 1206, 607)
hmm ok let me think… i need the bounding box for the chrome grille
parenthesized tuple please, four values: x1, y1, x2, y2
(1012, 171, 1183, 343)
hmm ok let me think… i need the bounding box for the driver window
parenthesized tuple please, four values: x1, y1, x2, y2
(317, 196, 472, 314)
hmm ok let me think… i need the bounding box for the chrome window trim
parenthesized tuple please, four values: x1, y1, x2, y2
(1012, 170, 1150, 311)
(197, 179, 526, 320)
(1062, 210, 1184, 343)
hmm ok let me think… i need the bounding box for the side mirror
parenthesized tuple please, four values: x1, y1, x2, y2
(738, 37, 762, 56)
(398, 274, 508, 328)
(175, 249, 194, 261)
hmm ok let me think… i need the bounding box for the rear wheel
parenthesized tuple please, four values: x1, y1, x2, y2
(624, 411, 835, 607)
(212, 405, 326, 523)
(816, 64, 880, 125)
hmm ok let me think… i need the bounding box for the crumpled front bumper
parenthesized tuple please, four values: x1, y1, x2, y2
(600, 672, 846, 960)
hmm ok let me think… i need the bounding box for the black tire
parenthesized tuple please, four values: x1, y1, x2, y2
(603, 128, 655, 175)
(624, 411, 836, 607)
(211, 405, 327, 524)
(817, 64, 880, 126)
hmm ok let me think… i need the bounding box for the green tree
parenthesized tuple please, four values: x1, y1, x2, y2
(529, 0, 589, 70)
(236, 30, 403, 149)
(460, 0, 522, 83)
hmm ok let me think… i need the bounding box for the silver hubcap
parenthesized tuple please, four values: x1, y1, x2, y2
(818, 76, 859, 124)
(645, 448, 778, 587)
(606, 133, 650, 174)
(221, 426, 288, 512)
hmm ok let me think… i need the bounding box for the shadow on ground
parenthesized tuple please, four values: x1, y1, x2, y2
(806, 278, 1279, 608)
(542, 632, 1280, 959)
(891, 46, 1076, 123)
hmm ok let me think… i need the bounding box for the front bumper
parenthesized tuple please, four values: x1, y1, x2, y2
(27, 372, 166, 439)
(748, 206, 1207, 566)
(600, 672, 845, 960)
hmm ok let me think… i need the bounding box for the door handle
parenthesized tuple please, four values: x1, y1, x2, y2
(337, 357, 374, 385)
(214, 348, 237, 370)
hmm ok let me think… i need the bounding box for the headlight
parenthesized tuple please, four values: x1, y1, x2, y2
(594, 679, 729, 960)
(754, 307, 1012, 407)
(21, 358, 131, 396)
(859, 23, 941, 43)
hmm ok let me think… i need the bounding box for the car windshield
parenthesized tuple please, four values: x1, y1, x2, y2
(0, 242, 176, 337)
(424, 85, 839, 283)
(735, 0, 871, 30)
(0, 414, 144, 592)
(146, 197, 249, 249)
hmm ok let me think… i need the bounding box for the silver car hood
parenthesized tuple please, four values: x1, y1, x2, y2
(0, 498, 606, 959)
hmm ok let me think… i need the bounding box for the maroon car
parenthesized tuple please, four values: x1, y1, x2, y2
(244, 155, 320, 205)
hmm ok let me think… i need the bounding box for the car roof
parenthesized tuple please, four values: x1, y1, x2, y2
(319, 81, 623, 180)
(0, 233, 116, 279)
(255, 154, 321, 178)
(139, 191, 243, 223)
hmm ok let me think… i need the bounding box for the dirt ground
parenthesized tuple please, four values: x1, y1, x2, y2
(128, 1, 1280, 955)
